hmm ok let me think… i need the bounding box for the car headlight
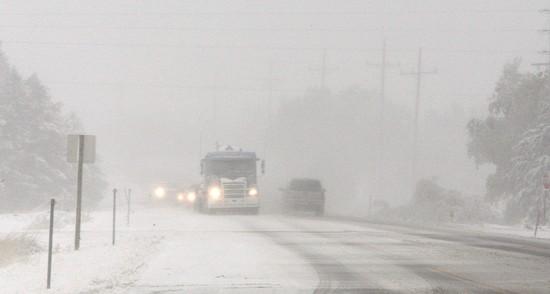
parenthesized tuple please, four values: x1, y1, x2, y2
(177, 193, 184, 201)
(248, 187, 258, 196)
(154, 186, 166, 198)
(187, 192, 196, 202)
(208, 186, 221, 200)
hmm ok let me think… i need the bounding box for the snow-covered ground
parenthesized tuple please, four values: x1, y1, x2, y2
(0, 204, 316, 293)
(451, 223, 550, 240)
(2, 203, 550, 293)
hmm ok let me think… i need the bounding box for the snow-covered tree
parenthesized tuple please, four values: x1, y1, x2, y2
(0, 47, 106, 211)
(467, 60, 550, 223)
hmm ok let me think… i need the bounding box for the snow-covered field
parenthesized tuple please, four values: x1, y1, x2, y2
(0, 205, 316, 293)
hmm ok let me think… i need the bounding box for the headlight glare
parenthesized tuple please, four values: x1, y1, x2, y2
(208, 186, 221, 200)
(177, 193, 184, 201)
(248, 187, 258, 196)
(187, 192, 196, 202)
(154, 186, 166, 198)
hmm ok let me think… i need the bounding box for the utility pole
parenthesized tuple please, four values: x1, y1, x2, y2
(197, 108, 208, 161)
(212, 91, 218, 144)
(266, 63, 274, 127)
(366, 39, 399, 216)
(533, 9, 550, 70)
(259, 63, 276, 123)
(321, 48, 327, 89)
(260, 63, 281, 158)
(309, 48, 336, 90)
(401, 48, 437, 189)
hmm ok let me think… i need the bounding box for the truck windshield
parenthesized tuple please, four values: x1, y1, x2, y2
(206, 159, 256, 179)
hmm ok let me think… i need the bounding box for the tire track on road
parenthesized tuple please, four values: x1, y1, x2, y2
(284, 217, 517, 294)
(332, 217, 550, 259)
(243, 220, 395, 293)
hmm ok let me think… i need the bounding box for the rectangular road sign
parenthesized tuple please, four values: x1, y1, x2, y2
(67, 135, 96, 163)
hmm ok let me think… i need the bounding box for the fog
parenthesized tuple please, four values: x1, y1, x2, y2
(5, 1, 550, 293)
(1, 0, 548, 211)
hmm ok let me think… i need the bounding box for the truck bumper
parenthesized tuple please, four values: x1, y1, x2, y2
(208, 197, 260, 209)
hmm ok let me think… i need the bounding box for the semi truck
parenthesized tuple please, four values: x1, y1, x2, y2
(196, 146, 264, 214)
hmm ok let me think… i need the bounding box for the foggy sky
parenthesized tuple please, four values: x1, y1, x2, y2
(1, 0, 548, 201)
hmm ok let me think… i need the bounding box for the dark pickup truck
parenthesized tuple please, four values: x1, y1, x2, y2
(281, 178, 325, 216)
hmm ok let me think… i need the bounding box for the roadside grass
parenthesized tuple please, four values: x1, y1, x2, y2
(0, 234, 41, 267)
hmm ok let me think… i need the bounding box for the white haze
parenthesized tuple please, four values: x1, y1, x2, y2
(1, 0, 548, 212)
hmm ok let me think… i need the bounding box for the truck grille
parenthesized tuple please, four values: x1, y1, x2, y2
(222, 182, 247, 198)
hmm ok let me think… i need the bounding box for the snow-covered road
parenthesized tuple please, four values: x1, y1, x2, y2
(2, 206, 550, 293)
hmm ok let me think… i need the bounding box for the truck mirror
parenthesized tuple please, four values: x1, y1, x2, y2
(261, 160, 266, 175)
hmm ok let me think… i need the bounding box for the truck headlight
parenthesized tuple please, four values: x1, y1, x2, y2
(248, 187, 258, 196)
(154, 186, 166, 199)
(208, 186, 221, 200)
(187, 192, 196, 202)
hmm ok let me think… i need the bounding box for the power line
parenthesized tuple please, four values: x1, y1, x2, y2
(0, 41, 537, 55)
(0, 9, 539, 17)
(42, 80, 304, 93)
(0, 24, 538, 33)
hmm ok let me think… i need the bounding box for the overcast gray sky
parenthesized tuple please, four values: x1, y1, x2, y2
(1, 0, 548, 194)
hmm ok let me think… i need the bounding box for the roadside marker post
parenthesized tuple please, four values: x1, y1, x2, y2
(112, 188, 117, 246)
(126, 188, 131, 227)
(544, 173, 550, 225)
(535, 172, 550, 237)
(47, 198, 55, 289)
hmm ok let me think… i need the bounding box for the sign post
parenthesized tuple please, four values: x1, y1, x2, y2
(67, 134, 95, 250)
(75, 135, 84, 250)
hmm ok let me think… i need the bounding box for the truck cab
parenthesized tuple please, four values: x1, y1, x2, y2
(197, 146, 263, 214)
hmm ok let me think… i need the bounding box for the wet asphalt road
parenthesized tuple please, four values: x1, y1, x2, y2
(246, 215, 550, 293)
(128, 209, 550, 294)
